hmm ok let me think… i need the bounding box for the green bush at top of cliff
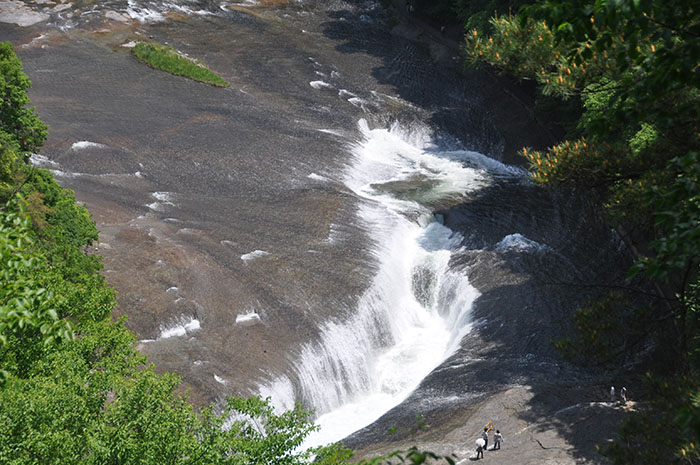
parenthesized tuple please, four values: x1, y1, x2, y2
(0, 42, 47, 154)
(132, 42, 230, 87)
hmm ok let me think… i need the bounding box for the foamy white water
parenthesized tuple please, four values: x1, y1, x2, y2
(146, 191, 176, 212)
(310, 80, 333, 90)
(495, 233, 550, 253)
(260, 120, 515, 448)
(236, 312, 262, 326)
(71, 140, 106, 150)
(158, 317, 200, 339)
(241, 250, 270, 262)
(124, 0, 214, 23)
(308, 173, 330, 182)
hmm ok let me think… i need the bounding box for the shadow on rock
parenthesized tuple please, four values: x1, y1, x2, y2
(316, 2, 554, 164)
(343, 179, 658, 463)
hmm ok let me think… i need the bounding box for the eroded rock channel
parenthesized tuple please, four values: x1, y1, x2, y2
(2, 1, 631, 462)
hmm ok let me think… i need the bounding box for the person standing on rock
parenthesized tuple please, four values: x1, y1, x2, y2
(475, 438, 485, 459)
(610, 385, 615, 403)
(493, 430, 503, 450)
(620, 387, 627, 404)
(482, 427, 490, 450)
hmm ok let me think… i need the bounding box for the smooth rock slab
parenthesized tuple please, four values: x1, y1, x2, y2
(0, 1, 49, 26)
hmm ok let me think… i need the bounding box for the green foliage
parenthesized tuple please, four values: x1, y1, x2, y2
(520, 0, 700, 137)
(0, 359, 329, 464)
(0, 39, 357, 465)
(553, 291, 652, 366)
(356, 447, 456, 465)
(464, 15, 577, 94)
(455, 0, 528, 32)
(684, 277, 700, 370)
(636, 152, 700, 279)
(0, 206, 73, 350)
(463, 1, 700, 463)
(25, 168, 97, 244)
(22, 167, 104, 285)
(0, 132, 20, 194)
(315, 444, 457, 465)
(576, 78, 617, 135)
(463, 11, 491, 34)
(132, 42, 230, 87)
(314, 443, 356, 464)
(222, 396, 318, 464)
(628, 123, 657, 156)
(0, 41, 48, 154)
(466, 0, 700, 282)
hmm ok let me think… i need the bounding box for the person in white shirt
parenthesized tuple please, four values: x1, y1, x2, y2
(475, 438, 485, 459)
(493, 430, 503, 450)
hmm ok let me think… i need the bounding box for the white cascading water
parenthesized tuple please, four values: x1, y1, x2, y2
(260, 120, 512, 448)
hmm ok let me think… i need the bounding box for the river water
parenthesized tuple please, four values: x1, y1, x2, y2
(3, 0, 631, 453)
(259, 120, 516, 447)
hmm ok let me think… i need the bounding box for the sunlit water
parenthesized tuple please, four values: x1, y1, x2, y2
(258, 120, 522, 448)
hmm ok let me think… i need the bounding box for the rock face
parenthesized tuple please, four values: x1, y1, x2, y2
(354, 384, 633, 464)
(0, 1, 49, 27)
(343, 178, 636, 462)
(2, 1, 636, 463)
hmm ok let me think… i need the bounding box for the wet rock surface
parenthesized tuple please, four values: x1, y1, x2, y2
(2, 0, 633, 462)
(343, 179, 637, 462)
(351, 384, 634, 464)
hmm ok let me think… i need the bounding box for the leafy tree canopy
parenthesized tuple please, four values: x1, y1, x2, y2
(463, 1, 700, 463)
(0, 41, 47, 154)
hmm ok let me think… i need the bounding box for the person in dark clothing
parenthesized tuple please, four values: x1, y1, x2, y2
(493, 430, 503, 450)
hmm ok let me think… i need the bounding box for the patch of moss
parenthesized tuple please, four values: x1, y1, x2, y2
(132, 42, 229, 87)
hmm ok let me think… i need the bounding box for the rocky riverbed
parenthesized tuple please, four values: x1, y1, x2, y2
(2, 1, 637, 462)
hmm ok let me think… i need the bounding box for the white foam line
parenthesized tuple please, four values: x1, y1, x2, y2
(317, 128, 345, 137)
(20, 33, 49, 48)
(241, 250, 270, 262)
(308, 173, 329, 182)
(71, 140, 107, 150)
(126, 0, 165, 22)
(236, 312, 262, 326)
(147, 191, 176, 212)
(158, 317, 201, 340)
(348, 97, 374, 110)
(495, 233, 551, 253)
(29, 153, 59, 168)
(310, 80, 333, 90)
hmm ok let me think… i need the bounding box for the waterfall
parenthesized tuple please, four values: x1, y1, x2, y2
(259, 120, 502, 447)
